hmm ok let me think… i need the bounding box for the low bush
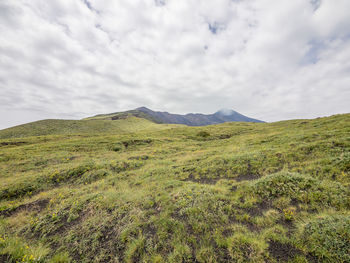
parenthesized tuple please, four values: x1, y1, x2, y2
(112, 144, 123, 152)
(226, 232, 267, 262)
(0, 236, 49, 263)
(197, 131, 210, 138)
(251, 172, 349, 209)
(76, 169, 109, 184)
(301, 215, 350, 262)
(0, 183, 36, 201)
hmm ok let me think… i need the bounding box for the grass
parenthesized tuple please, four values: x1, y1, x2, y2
(0, 113, 349, 262)
(83, 110, 163, 124)
(300, 215, 350, 262)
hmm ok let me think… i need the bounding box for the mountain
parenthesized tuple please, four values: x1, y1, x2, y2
(0, 107, 263, 138)
(87, 107, 264, 126)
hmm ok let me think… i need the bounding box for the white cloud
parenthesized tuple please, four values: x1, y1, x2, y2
(0, 0, 349, 129)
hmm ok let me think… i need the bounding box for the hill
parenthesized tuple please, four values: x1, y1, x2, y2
(0, 113, 349, 262)
(86, 107, 264, 125)
(0, 117, 178, 139)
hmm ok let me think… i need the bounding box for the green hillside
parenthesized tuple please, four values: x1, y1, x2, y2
(0, 117, 176, 139)
(84, 110, 163, 124)
(0, 114, 349, 262)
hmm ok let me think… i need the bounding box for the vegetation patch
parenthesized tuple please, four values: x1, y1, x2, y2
(121, 139, 153, 148)
(44, 163, 96, 185)
(196, 131, 210, 138)
(0, 236, 50, 263)
(109, 160, 144, 173)
(301, 215, 350, 262)
(251, 172, 350, 209)
(0, 114, 349, 262)
(0, 199, 49, 218)
(0, 141, 27, 147)
(226, 232, 267, 262)
(0, 183, 36, 201)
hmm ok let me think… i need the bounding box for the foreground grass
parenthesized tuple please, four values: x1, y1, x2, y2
(0, 114, 349, 262)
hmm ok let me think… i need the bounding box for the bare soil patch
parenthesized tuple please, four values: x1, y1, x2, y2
(0, 141, 26, 147)
(235, 173, 259, 182)
(0, 199, 49, 217)
(268, 240, 302, 262)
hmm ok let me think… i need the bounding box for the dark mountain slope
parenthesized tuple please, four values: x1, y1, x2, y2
(88, 107, 264, 126)
(136, 107, 264, 125)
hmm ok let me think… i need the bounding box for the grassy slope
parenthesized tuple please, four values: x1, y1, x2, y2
(83, 110, 163, 124)
(0, 117, 175, 139)
(0, 114, 349, 263)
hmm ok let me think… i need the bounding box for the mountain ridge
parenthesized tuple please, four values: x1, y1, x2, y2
(88, 107, 264, 126)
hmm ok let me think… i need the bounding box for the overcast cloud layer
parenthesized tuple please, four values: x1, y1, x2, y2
(0, 0, 350, 129)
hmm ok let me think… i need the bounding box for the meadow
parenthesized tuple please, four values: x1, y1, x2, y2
(0, 114, 349, 262)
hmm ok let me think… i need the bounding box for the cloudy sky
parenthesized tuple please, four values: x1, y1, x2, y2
(0, 0, 350, 129)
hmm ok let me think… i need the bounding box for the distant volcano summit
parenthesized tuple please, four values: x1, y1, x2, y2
(88, 107, 264, 126)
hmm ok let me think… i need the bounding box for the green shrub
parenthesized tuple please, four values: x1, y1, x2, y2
(301, 215, 350, 262)
(124, 235, 146, 263)
(251, 172, 349, 209)
(195, 246, 216, 263)
(46, 163, 95, 185)
(112, 143, 123, 152)
(0, 183, 36, 200)
(197, 131, 210, 138)
(226, 232, 267, 262)
(0, 236, 49, 262)
(49, 252, 71, 263)
(76, 169, 109, 184)
(168, 243, 192, 263)
(109, 160, 144, 173)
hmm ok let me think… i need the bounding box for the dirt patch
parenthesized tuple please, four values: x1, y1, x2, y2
(306, 253, 318, 263)
(222, 228, 234, 237)
(217, 134, 232, 139)
(245, 201, 270, 217)
(0, 141, 26, 147)
(142, 222, 157, 239)
(122, 139, 152, 148)
(268, 240, 302, 262)
(191, 134, 232, 141)
(235, 173, 259, 182)
(277, 218, 296, 237)
(47, 209, 90, 238)
(0, 199, 49, 217)
(0, 254, 11, 262)
(230, 185, 238, 192)
(171, 207, 188, 222)
(128, 155, 149, 160)
(111, 115, 127, 120)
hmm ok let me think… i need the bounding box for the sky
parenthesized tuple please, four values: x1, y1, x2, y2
(0, 0, 350, 129)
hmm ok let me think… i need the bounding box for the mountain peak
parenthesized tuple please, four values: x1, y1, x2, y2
(216, 108, 237, 116)
(136, 106, 152, 112)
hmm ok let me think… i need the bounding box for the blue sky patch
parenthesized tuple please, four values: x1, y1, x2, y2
(155, 0, 166, 7)
(310, 0, 321, 11)
(208, 22, 225, 34)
